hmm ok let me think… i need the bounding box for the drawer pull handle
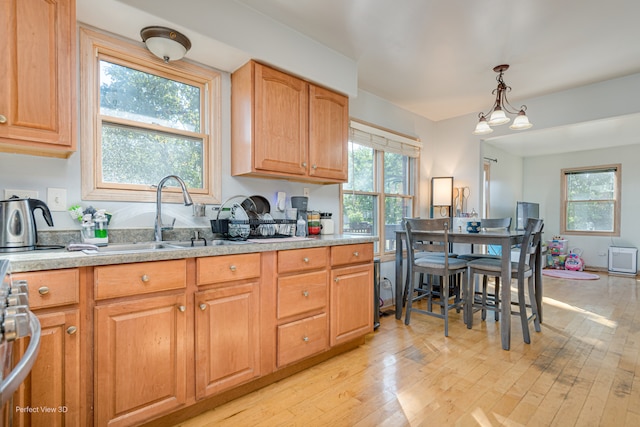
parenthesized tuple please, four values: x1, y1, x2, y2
(353, 251, 359, 257)
(302, 290, 309, 297)
(200, 303, 207, 311)
(38, 286, 50, 295)
(178, 305, 186, 312)
(66, 326, 77, 335)
(0, 115, 6, 124)
(229, 265, 237, 272)
(141, 275, 150, 282)
(303, 257, 309, 263)
(302, 336, 309, 342)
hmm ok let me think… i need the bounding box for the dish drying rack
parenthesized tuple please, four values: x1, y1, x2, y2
(210, 195, 296, 240)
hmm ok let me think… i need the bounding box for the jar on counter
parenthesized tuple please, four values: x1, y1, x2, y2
(320, 212, 334, 235)
(307, 211, 321, 235)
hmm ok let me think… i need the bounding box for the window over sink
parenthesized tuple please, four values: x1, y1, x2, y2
(79, 26, 222, 204)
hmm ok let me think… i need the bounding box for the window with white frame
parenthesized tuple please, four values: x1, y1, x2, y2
(561, 164, 621, 236)
(79, 26, 221, 204)
(341, 121, 420, 257)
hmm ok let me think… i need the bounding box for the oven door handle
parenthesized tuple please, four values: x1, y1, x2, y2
(0, 312, 41, 405)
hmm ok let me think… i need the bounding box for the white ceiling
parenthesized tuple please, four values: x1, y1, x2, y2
(79, 0, 640, 157)
(234, 0, 640, 122)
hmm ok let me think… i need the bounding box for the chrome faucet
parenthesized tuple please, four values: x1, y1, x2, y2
(154, 175, 193, 242)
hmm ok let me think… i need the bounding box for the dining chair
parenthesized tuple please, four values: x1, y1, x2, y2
(464, 218, 544, 344)
(404, 218, 468, 336)
(457, 217, 512, 321)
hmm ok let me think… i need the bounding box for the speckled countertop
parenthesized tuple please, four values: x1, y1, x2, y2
(2, 235, 378, 273)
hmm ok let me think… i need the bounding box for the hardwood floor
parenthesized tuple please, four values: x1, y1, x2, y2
(175, 272, 640, 426)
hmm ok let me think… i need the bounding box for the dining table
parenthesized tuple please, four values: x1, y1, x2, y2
(394, 227, 543, 351)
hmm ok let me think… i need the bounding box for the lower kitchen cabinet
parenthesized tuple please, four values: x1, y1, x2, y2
(195, 280, 260, 399)
(12, 268, 82, 427)
(94, 293, 188, 427)
(276, 248, 329, 368)
(330, 244, 374, 346)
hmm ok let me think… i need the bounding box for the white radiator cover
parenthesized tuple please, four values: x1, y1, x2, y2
(608, 247, 638, 275)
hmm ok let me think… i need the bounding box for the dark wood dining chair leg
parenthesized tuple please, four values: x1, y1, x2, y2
(517, 275, 531, 344)
(528, 275, 541, 332)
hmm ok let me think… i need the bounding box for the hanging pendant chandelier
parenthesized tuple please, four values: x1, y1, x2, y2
(473, 64, 532, 135)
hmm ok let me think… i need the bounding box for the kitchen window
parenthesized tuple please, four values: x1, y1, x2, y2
(341, 120, 420, 258)
(79, 26, 221, 203)
(561, 164, 621, 236)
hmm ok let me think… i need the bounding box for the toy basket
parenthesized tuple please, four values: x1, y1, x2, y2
(564, 248, 584, 271)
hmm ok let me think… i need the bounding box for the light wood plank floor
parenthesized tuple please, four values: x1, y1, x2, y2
(175, 272, 640, 426)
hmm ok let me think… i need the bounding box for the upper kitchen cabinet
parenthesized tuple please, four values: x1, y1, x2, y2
(0, 0, 77, 158)
(232, 61, 348, 183)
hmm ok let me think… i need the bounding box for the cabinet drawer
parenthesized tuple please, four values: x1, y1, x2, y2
(277, 313, 328, 367)
(331, 243, 374, 267)
(197, 253, 261, 285)
(13, 269, 79, 309)
(278, 247, 327, 274)
(277, 271, 328, 319)
(95, 260, 187, 300)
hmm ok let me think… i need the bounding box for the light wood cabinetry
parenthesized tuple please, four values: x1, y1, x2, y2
(0, 0, 77, 158)
(231, 60, 348, 183)
(12, 269, 82, 427)
(330, 244, 374, 346)
(195, 254, 261, 398)
(276, 247, 329, 367)
(94, 260, 188, 427)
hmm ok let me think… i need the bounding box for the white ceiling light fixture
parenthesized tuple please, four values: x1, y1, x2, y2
(140, 26, 192, 63)
(473, 64, 533, 135)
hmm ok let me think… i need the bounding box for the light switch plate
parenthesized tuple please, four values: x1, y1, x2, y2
(303, 187, 310, 198)
(47, 188, 67, 211)
(4, 189, 39, 199)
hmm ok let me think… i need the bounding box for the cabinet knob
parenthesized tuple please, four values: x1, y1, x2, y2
(0, 115, 6, 124)
(302, 290, 309, 297)
(141, 274, 150, 282)
(311, 164, 317, 169)
(229, 265, 237, 272)
(302, 162, 307, 167)
(200, 303, 207, 311)
(303, 257, 309, 263)
(302, 336, 309, 342)
(334, 278, 340, 283)
(178, 305, 186, 312)
(66, 326, 77, 335)
(353, 251, 359, 257)
(38, 286, 50, 295)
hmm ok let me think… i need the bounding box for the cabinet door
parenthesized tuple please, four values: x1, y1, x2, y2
(308, 85, 348, 181)
(254, 63, 308, 175)
(95, 294, 187, 427)
(0, 0, 76, 157)
(195, 281, 260, 399)
(330, 264, 374, 346)
(13, 309, 81, 427)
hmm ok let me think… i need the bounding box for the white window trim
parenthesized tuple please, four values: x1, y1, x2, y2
(78, 25, 222, 204)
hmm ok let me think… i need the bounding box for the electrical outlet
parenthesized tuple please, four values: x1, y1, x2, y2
(303, 187, 310, 198)
(47, 188, 67, 211)
(4, 189, 39, 199)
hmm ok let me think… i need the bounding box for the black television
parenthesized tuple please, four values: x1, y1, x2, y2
(516, 201, 540, 230)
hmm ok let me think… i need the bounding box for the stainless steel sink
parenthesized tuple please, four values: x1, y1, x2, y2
(85, 242, 176, 254)
(82, 239, 247, 254)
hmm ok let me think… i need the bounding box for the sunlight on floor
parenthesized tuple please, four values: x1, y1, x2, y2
(542, 295, 618, 329)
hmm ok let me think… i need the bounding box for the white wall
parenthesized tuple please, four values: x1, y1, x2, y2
(482, 144, 524, 220)
(524, 144, 640, 269)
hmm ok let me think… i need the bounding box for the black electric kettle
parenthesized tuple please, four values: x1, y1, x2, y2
(0, 197, 54, 252)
